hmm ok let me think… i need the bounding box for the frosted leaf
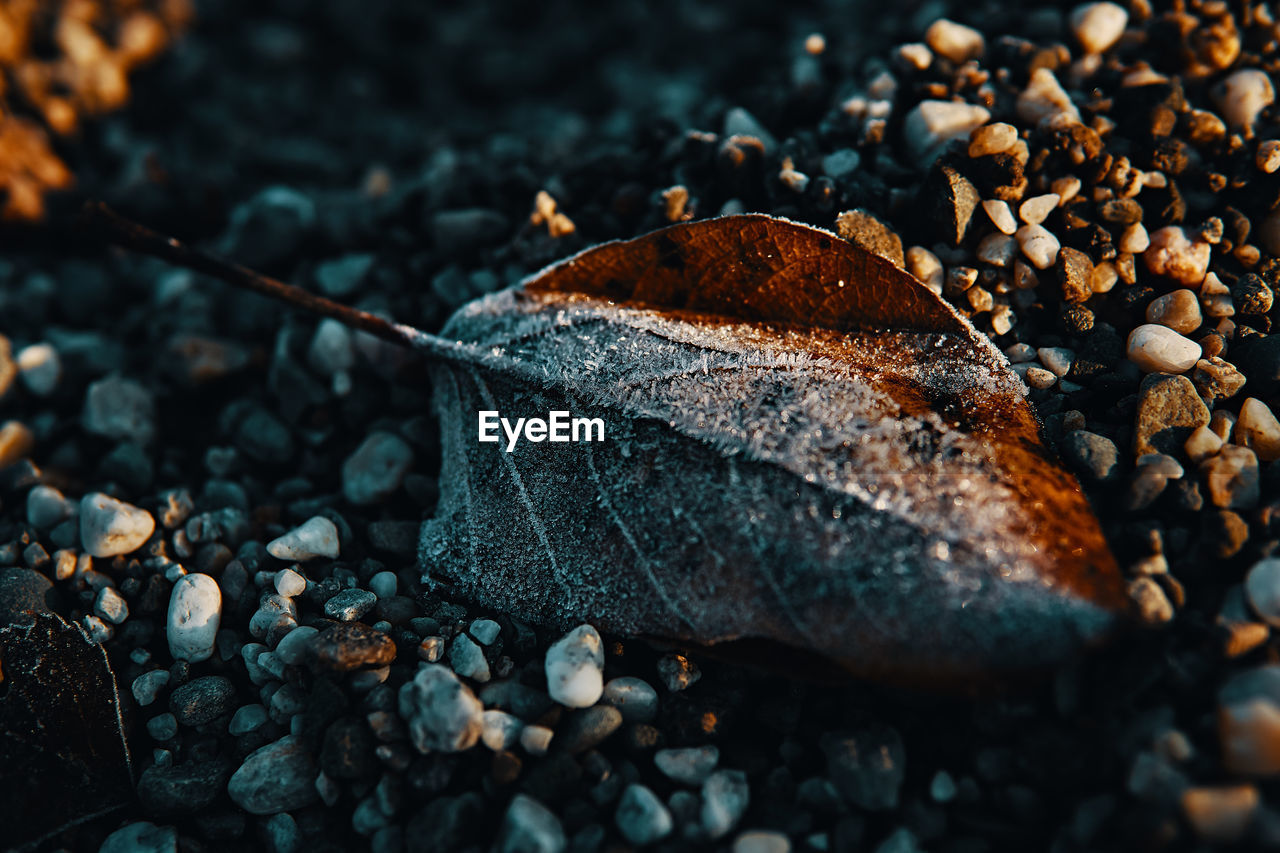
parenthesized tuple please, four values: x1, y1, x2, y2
(405, 215, 1123, 680)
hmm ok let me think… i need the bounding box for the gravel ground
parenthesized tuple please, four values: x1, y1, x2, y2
(7, 0, 1280, 851)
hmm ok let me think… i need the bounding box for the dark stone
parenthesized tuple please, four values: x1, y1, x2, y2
(429, 209, 510, 255)
(1061, 431, 1121, 482)
(321, 717, 377, 780)
(1061, 304, 1095, 334)
(312, 623, 396, 672)
(919, 165, 980, 246)
(375, 595, 417, 625)
(405, 792, 483, 853)
(820, 727, 906, 811)
(1097, 199, 1143, 226)
(367, 520, 419, 556)
(234, 406, 294, 464)
(834, 209, 904, 268)
(138, 757, 233, 816)
(556, 706, 623, 754)
(0, 567, 60, 627)
(169, 676, 236, 726)
(479, 681, 555, 721)
(324, 588, 377, 622)
(1232, 274, 1274, 315)
(1056, 247, 1094, 304)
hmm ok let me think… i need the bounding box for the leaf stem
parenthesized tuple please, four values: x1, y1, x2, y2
(79, 200, 430, 351)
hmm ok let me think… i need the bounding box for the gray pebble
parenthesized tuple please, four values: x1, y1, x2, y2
(275, 625, 319, 665)
(342, 431, 414, 505)
(26, 484, 71, 529)
(169, 675, 236, 726)
(495, 793, 566, 853)
(132, 669, 171, 706)
(450, 633, 491, 682)
(83, 374, 155, 444)
(315, 253, 375, 298)
(325, 588, 377, 621)
(1061, 430, 1121, 482)
(98, 821, 177, 853)
(557, 706, 623, 754)
(227, 734, 320, 815)
(655, 745, 720, 785)
(95, 586, 129, 624)
(1246, 558, 1280, 627)
(398, 663, 483, 753)
(702, 769, 750, 838)
(147, 713, 178, 741)
(600, 677, 659, 723)
(616, 784, 673, 845)
(230, 703, 270, 735)
(470, 618, 501, 646)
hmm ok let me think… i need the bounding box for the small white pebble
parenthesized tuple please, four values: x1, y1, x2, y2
(1185, 425, 1224, 463)
(1038, 347, 1075, 377)
(1120, 222, 1150, 253)
(906, 246, 944, 293)
(1214, 69, 1275, 133)
(544, 625, 604, 708)
(804, 33, 826, 55)
(968, 122, 1017, 157)
(274, 568, 306, 598)
(1015, 224, 1060, 269)
(1018, 193, 1060, 225)
(1024, 366, 1057, 389)
(1069, 2, 1129, 54)
(1017, 67, 1081, 126)
(267, 516, 340, 561)
(520, 725, 554, 756)
(1145, 226, 1211, 286)
(904, 100, 990, 160)
(1052, 176, 1082, 205)
(1126, 324, 1202, 373)
(924, 18, 984, 63)
(1236, 398, 1280, 462)
(976, 233, 1017, 267)
(1005, 342, 1037, 363)
(898, 43, 932, 70)
(470, 618, 501, 645)
(16, 343, 61, 396)
(982, 199, 1017, 234)
(167, 573, 222, 663)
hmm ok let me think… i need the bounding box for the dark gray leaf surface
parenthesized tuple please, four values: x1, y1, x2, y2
(408, 214, 1124, 680)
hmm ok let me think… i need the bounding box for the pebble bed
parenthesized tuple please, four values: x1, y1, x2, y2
(7, 0, 1280, 851)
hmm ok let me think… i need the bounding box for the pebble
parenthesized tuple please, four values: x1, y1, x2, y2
(1126, 324, 1201, 373)
(1023, 366, 1057, 390)
(227, 735, 320, 815)
(657, 653, 702, 691)
(1193, 357, 1246, 402)
(1119, 222, 1150, 254)
(723, 107, 776, 153)
(1069, 2, 1128, 54)
(1213, 69, 1275, 133)
(470, 618, 501, 645)
(656, 746, 720, 785)
(1018, 193, 1059, 226)
(1181, 786, 1259, 844)
(1246, 559, 1280, 627)
(982, 199, 1016, 235)
(822, 149, 861, 178)
(924, 18, 984, 63)
(325, 588, 377, 622)
(557, 706, 623, 753)
(275, 625, 318, 665)
(1015, 224, 1060, 269)
(132, 669, 171, 706)
(1233, 274, 1274, 315)
(1186, 426, 1224, 463)
(342, 431, 414, 505)
(274, 568, 306, 598)
(313, 623, 396, 671)
(0, 420, 33, 468)
(903, 101, 990, 160)
(169, 675, 236, 726)
(167, 573, 222, 663)
(315, 253, 375, 298)
(450, 633, 491, 682)
(80, 492, 156, 558)
(616, 784, 673, 846)
(600, 677, 659, 723)
(398, 663, 484, 753)
(1062, 431, 1120, 481)
(99, 822, 177, 853)
(702, 769, 751, 839)
(1016, 67, 1080, 126)
(1129, 577, 1174, 624)
(1236, 398, 1280, 461)
(1134, 374, 1210, 457)
(734, 832, 791, 853)
(976, 234, 1016, 267)
(905, 247, 943, 293)
(83, 374, 155, 444)
(1258, 140, 1280, 174)
(968, 123, 1017, 158)
(26, 484, 71, 529)
(1037, 347, 1074, 377)
(544, 624, 604, 708)
(1144, 226, 1211, 286)
(495, 794, 566, 853)
(1145, 290, 1202, 334)
(481, 710, 524, 751)
(267, 516, 340, 561)
(1201, 446, 1260, 509)
(361, 572, 398, 602)
(229, 703, 269, 735)
(1056, 247, 1093, 303)
(16, 343, 60, 396)
(521, 725, 554, 756)
(95, 586, 129, 624)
